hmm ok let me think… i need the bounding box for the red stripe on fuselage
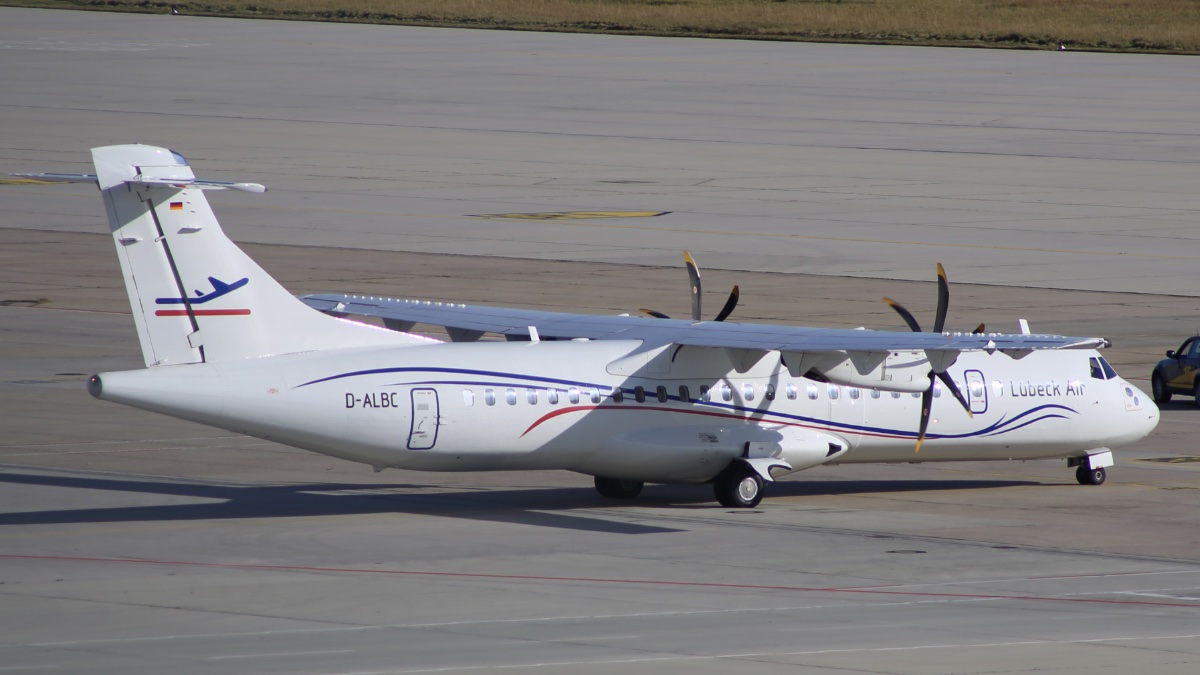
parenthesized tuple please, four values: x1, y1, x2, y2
(154, 309, 251, 316)
(520, 404, 900, 440)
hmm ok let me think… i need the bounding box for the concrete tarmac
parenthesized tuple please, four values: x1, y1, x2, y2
(2, 8, 1200, 675)
(2, 8, 1200, 294)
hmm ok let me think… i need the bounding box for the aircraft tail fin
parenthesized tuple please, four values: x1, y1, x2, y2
(50, 145, 425, 366)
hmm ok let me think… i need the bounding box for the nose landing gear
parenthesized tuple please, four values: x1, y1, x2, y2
(1075, 465, 1106, 486)
(1069, 451, 1112, 486)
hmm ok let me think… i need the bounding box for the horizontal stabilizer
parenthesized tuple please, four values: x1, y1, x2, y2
(13, 172, 266, 193)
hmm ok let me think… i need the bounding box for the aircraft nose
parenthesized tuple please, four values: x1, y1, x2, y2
(1122, 381, 1159, 440)
(1144, 395, 1161, 433)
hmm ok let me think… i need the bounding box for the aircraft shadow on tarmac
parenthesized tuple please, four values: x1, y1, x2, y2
(0, 469, 1035, 533)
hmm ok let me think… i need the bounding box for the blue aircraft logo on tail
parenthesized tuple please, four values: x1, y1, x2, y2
(156, 276, 249, 305)
(155, 276, 251, 316)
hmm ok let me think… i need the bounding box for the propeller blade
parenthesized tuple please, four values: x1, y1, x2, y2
(883, 297, 923, 333)
(936, 371, 973, 417)
(915, 374, 934, 453)
(683, 250, 702, 323)
(933, 262, 949, 333)
(639, 308, 670, 319)
(973, 323, 985, 334)
(713, 285, 740, 322)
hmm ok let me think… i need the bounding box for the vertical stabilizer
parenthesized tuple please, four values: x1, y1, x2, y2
(91, 145, 420, 366)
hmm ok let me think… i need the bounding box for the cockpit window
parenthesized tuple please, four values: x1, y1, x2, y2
(1099, 356, 1118, 380)
(1089, 356, 1118, 380)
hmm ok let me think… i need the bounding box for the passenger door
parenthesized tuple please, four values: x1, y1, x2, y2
(407, 388, 439, 450)
(964, 370, 988, 415)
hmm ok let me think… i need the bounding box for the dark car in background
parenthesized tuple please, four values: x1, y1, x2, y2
(1152, 336, 1200, 407)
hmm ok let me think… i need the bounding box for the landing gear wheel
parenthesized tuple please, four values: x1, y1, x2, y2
(1076, 465, 1106, 486)
(1151, 373, 1171, 404)
(594, 477, 643, 499)
(714, 464, 765, 508)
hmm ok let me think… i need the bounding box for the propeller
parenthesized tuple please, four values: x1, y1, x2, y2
(641, 250, 739, 323)
(882, 263, 974, 453)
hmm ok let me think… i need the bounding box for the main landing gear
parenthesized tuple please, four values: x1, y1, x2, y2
(594, 476, 643, 499)
(713, 463, 765, 508)
(593, 465, 769, 508)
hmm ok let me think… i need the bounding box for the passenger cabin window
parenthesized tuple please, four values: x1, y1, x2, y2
(720, 384, 733, 402)
(505, 388, 517, 405)
(634, 386, 646, 403)
(700, 385, 711, 402)
(870, 389, 881, 399)
(656, 386, 668, 403)
(807, 384, 819, 400)
(765, 384, 776, 401)
(679, 385, 691, 402)
(932, 382, 942, 398)
(742, 384, 755, 401)
(484, 389, 496, 406)
(785, 384, 798, 400)
(848, 387, 861, 400)
(527, 388, 538, 405)
(547, 389, 559, 405)
(891, 391, 901, 399)
(612, 389, 624, 403)
(589, 388, 602, 404)
(463, 390, 475, 407)
(568, 388, 580, 404)
(828, 385, 840, 400)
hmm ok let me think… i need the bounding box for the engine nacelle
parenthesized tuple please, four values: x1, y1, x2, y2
(784, 349, 955, 393)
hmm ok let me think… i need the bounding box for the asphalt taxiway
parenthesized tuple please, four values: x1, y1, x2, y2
(2, 8, 1199, 675)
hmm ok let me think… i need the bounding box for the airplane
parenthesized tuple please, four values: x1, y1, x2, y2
(17, 144, 1160, 508)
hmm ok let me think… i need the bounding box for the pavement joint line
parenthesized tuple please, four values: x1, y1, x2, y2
(852, 568, 1200, 590)
(207, 649, 355, 661)
(322, 633, 1200, 674)
(0, 600, 1014, 649)
(1, 553, 1197, 609)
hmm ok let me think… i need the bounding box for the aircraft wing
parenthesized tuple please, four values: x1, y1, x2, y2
(299, 293, 1108, 352)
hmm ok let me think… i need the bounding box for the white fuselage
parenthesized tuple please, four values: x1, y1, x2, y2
(93, 339, 1159, 484)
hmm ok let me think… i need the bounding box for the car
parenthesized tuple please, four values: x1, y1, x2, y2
(1151, 336, 1200, 406)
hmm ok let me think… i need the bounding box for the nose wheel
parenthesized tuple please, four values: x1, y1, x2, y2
(1076, 465, 1106, 486)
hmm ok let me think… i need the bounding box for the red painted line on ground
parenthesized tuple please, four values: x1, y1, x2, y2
(2, 554, 1196, 609)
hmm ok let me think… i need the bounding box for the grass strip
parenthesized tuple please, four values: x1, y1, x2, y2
(4, 0, 1200, 53)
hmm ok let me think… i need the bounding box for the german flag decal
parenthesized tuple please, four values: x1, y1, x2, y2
(169, 202, 184, 211)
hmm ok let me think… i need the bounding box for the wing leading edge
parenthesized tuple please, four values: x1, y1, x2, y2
(299, 292, 1108, 353)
